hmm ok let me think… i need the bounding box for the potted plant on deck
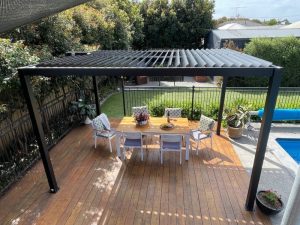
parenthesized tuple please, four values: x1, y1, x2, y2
(224, 105, 250, 138)
(256, 190, 283, 215)
(69, 99, 96, 124)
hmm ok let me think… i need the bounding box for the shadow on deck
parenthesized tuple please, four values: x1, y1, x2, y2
(0, 119, 271, 225)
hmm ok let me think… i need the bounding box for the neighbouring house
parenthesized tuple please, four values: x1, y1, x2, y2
(208, 21, 300, 49)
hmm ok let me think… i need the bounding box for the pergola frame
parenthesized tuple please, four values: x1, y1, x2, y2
(18, 49, 282, 211)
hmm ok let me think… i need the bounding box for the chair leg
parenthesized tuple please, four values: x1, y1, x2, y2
(196, 141, 199, 155)
(109, 138, 112, 153)
(94, 137, 97, 149)
(161, 151, 163, 164)
(180, 150, 182, 165)
(123, 147, 126, 160)
(141, 147, 144, 161)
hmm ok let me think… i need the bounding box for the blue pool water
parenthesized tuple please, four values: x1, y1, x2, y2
(276, 138, 300, 164)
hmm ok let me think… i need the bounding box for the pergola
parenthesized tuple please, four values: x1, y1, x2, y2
(18, 48, 282, 211)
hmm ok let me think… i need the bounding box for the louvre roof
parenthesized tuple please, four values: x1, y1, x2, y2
(19, 49, 278, 77)
(37, 48, 273, 68)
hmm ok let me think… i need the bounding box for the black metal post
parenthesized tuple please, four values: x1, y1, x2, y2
(92, 76, 101, 115)
(217, 76, 228, 135)
(191, 86, 195, 120)
(121, 77, 126, 116)
(245, 68, 282, 211)
(19, 74, 59, 193)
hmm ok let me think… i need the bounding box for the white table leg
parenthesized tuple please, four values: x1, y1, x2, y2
(185, 134, 190, 160)
(116, 132, 121, 158)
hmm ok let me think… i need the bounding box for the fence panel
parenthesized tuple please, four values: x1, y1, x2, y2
(124, 86, 300, 120)
(0, 91, 77, 193)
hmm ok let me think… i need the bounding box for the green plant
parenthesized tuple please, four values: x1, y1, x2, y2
(224, 105, 250, 128)
(263, 190, 281, 206)
(69, 100, 96, 119)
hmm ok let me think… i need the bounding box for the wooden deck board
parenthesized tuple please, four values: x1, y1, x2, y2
(0, 119, 272, 225)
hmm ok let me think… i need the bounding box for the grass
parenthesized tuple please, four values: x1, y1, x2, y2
(101, 93, 124, 118)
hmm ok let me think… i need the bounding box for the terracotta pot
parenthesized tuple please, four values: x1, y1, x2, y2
(194, 76, 209, 82)
(227, 126, 243, 138)
(136, 76, 148, 85)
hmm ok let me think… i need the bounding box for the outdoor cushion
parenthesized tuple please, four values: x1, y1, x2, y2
(92, 116, 105, 131)
(96, 130, 115, 137)
(199, 115, 215, 132)
(164, 108, 182, 118)
(124, 138, 142, 147)
(191, 130, 209, 140)
(162, 141, 181, 150)
(99, 113, 111, 130)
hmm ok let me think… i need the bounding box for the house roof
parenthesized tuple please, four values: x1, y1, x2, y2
(19, 49, 277, 78)
(212, 28, 300, 40)
(0, 0, 90, 33)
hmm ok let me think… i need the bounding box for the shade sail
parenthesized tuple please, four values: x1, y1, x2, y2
(0, 0, 90, 33)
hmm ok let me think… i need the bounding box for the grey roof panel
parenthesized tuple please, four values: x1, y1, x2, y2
(212, 28, 300, 40)
(35, 49, 274, 69)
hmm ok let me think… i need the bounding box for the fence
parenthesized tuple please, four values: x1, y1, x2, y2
(0, 91, 78, 193)
(123, 86, 300, 120)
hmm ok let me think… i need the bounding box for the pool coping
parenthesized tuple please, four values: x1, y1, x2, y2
(268, 135, 299, 177)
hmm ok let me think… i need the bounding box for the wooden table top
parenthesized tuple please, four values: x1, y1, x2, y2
(115, 117, 190, 134)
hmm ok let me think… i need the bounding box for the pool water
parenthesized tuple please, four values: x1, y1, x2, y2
(276, 138, 300, 164)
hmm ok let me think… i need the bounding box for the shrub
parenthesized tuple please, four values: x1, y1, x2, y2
(244, 37, 300, 87)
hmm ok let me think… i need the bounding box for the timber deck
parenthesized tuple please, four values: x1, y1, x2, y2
(0, 119, 271, 225)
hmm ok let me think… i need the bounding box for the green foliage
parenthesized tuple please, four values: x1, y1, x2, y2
(69, 100, 96, 119)
(0, 39, 39, 111)
(140, 0, 214, 48)
(262, 190, 281, 207)
(244, 37, 300, 87)
(4, 11, 83, 56)
(224, 105, 250, 128)
(264, 18, 278, 26)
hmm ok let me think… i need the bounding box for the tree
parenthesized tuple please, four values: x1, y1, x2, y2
(141, 0, 214, 48)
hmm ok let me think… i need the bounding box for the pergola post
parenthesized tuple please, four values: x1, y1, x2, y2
(121, 77, 126, 116)
(245, 68, 282, 211)
(92, 76, 101, 115)
(19, 74, 59, 193)
(217, 76, 228, 135)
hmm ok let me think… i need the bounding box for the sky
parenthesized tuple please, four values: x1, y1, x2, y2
(214, 0, 300, 23)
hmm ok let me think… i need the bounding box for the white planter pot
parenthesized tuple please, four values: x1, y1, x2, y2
(84, 117, 92, 125)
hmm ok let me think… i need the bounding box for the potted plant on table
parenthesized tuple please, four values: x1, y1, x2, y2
(134, 112, 149, 126)
(256, 190, 283, 215)
(224, 105, 250, 138)
(69, 99, 96, 124)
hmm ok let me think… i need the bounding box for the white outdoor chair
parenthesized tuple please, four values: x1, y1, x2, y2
(190, 114, 215, 155)
(92, 113, 115, 152)
(160, 134, 183, 165)
(164, 108, 182, 118)
(132, 106, 149, 117)
(122, 132, 144, 161)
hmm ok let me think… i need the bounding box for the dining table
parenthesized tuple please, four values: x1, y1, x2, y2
(114, 116, 190, 160)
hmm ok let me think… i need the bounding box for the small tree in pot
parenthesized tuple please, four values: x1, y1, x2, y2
(224, 105, 250, 138)
(256, 190, 283, 215)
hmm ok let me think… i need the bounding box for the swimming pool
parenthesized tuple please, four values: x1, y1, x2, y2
(276, 138, 300, 164)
